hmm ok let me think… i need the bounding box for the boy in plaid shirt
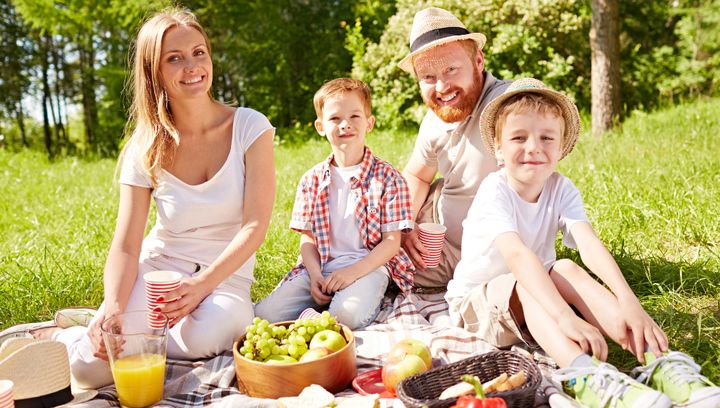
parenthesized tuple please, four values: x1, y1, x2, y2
(255, 78, 415, 329)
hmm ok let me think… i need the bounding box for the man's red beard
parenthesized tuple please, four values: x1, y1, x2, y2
(424, 68, 483, 123)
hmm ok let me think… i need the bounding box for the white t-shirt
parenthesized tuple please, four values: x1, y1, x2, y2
(119, 108, 274, 280)
(445, 169, 589, 300)
(324, 164, 370, 273)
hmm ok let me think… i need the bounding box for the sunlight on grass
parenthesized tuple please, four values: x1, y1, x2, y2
(1, 99, 718, 381)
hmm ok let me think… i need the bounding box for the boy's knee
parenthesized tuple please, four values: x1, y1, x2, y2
(551, 259, 586, 279)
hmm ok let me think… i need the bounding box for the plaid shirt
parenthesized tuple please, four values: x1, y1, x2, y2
(284, 147, 416, 292)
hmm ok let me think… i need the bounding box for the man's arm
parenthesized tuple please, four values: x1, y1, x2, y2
(402, 155, 437, 219)
(401, 155, 437, 270)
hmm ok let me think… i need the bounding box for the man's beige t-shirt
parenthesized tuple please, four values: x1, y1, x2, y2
(411, 71, 511, 259)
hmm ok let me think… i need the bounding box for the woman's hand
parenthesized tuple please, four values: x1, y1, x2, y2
(558, 310, 608, 361)
(87, 307, 123, 360)
(156, 277, 213, 327)
(617, 297, 668, 362)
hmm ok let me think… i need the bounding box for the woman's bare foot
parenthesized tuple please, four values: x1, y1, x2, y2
(30, 326, 61, 340)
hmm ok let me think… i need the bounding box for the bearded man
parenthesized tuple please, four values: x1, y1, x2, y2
(399, 7, 511, 293)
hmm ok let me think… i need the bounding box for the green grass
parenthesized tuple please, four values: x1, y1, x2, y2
(1, 99, 718, 382)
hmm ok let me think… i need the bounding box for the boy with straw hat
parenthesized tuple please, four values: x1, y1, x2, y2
(446, 78, 720, 408)
(398, 7, 510, 294)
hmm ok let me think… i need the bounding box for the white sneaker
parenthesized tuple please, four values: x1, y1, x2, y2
(54, 307, 96, 329)
(632, 351, 720, 408)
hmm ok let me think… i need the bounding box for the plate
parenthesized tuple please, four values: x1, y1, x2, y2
(352, 368, 395, 398)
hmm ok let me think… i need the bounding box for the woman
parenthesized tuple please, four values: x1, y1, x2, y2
(25, 9, 274, 388)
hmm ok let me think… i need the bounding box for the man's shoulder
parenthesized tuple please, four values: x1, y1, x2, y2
(480, 72, 512, 105)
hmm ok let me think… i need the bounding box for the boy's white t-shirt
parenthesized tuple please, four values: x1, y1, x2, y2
(324, 164, 370, 274)
(445, 168, 589, 300)
(119, 107, 274, 281)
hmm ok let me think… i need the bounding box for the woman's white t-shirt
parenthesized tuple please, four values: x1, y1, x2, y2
(119, 108, 274, 281)
(446, 169, 589, 300)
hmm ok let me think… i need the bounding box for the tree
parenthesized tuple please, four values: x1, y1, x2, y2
(590, 0, 621, 136)
(0, 0, 32, 147)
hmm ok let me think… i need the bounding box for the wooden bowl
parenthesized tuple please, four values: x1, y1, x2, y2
(233, 321, 357, 398)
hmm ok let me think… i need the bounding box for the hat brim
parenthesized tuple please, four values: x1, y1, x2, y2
(58, 389, 98, 406)
(398, 33, 487, 73)
(479, 85, 580, 160)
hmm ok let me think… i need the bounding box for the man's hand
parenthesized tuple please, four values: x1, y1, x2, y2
(402, 229, 429, 271)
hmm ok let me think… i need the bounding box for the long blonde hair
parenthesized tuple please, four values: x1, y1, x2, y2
(118, 8, 213, 186)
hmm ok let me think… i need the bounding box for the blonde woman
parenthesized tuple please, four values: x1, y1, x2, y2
(3, 9, 276, 388)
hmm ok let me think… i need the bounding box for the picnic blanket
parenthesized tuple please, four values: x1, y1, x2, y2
(74, 292, 570, 407)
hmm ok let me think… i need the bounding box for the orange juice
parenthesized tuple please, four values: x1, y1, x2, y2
(111, 353, 166, 407)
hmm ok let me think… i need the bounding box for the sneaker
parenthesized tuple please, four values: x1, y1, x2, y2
(54, 307, 96, 329)
(631, 351, 720, 407)
(554, 360, 673, 408)
(0, 321, 54, 345)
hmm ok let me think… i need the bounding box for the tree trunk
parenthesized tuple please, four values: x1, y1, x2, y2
(79, 35, 98, 148)
(52, 42, 67, 146)
(590, 0, 621, 136)
(16, 103, 27, 147)
(40, 34, 53, 156)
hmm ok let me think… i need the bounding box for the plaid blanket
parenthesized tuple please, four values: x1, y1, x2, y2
(75, 292, 571, 408)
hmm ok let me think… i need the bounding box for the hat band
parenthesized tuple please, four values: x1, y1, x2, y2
(14, 386, 73, 408)
(410, 27, 470, 52)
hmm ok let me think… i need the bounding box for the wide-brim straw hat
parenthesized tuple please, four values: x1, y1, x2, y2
(398, 7, 487, 73)
(0, 338, 97, 407)
(479, 78, 581, 159)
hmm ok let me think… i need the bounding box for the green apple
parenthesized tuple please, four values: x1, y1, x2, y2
(381, 354, 428, 394)
(387, 339, 432, 369)
(298, 347, 334, 362)
(264, 354, 298, 364)
(309, 329, 347, 352)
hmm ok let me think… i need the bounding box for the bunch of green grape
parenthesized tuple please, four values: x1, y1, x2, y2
(238, 311, 343, 362)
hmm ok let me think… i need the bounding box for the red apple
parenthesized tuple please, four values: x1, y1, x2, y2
(309, 329, 347, 352)
(387, 339, 432, 369)
(299, 347, 334, 362)
(381, 354, 429, 394)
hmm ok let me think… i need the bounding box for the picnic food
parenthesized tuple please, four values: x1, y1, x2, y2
(449, 375, 508, 408)
(276, 384, 380, 408)
(381, 339, 432, 395)
(309, 329, 348, 352)
(238, 312, 345, 362)
(233, 320, 357, 398)
(385, 338, 433, 369)
(439, 371, 526, 400)
(276, 384, 335, 407)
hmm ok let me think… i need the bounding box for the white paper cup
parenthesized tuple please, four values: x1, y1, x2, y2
(418, 223, 447, 268)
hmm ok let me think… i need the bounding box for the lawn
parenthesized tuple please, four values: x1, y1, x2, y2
(1, 98, 718, 381)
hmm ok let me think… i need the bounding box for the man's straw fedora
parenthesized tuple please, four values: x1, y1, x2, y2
(479, 78, 581, 160)
(0, 338, 97, 407)
(398, 7, 486, 73)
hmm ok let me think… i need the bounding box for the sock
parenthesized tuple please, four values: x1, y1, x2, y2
(570, 353, 593, 368)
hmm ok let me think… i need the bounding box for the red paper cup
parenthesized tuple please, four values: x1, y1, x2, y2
(0, 380, 13, 408)
(417, 223, 447, 268)
(143, 271, 181, 328)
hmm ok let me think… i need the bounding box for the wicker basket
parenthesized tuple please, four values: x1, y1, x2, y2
(396, 350, 541, 408)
